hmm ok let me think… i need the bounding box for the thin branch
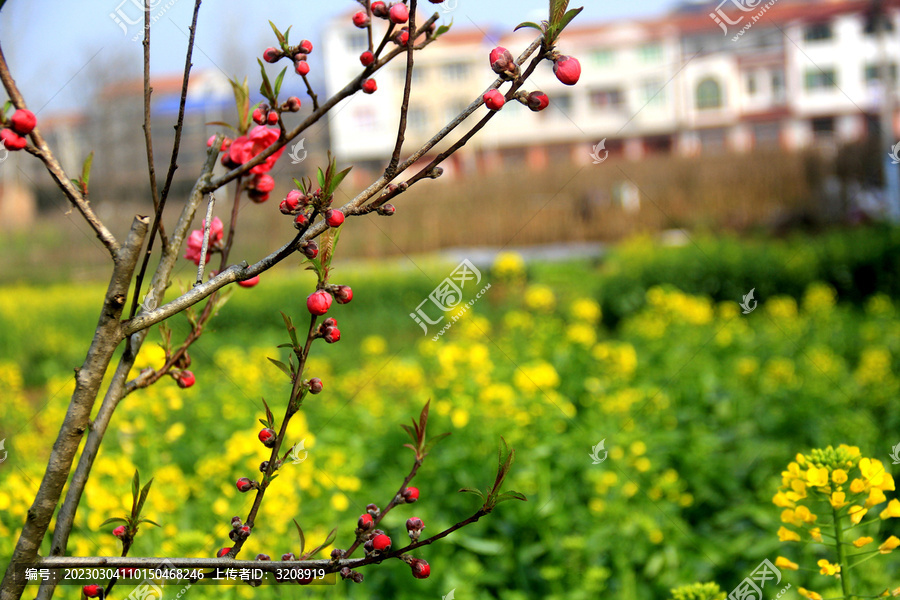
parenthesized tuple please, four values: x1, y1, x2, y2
(141, 0, 162, 239)
(386, 0, 417, 176)
(195, 193, 216, 285)
(129, 0, 203, 319)
(300, 73, 319, 111)
(0, 42, 119, 258)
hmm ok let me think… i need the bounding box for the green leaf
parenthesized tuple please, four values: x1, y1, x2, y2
(258, 59, 274, 102)
(282, 26, 292, 47)
(139, 519, 161, 527)
(100, 517, 129, 527)
(303, 527, 337, 559)
(205, 121, 238, 132)
(327, 166, 352, 196)
(229, 77, 251, 134)
(557, 6, 583, 33)
(400, 423, 416, 444)
(316, 167, 326, 191)
(245, 101, 261, 132)
(261, 398, 275, 430)
(293, 519, 306, 556)
(494, 490, 527, 504)
(268, 357, 292, 379)
(514, 21, 544, 33)
(273, 67, 287, 98)
(423, 431, 451, 454)
(131, 471, 140, 515)
(269, 20, 285, 45)
(136, 478, 154, 518)
(459, 487, 485, 500)
(434, 21, 453, 38)
(1, 100, 12, 116)
(293, 177, 307, 194)
(280, 311, 299, 348)
(81, 152, 94, 188)
(550, 0, 569, 25)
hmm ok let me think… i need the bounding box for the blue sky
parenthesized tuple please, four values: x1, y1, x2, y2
(0, 0, 677, 115)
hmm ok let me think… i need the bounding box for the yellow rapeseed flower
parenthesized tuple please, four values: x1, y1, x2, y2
(849, 505, 868, 524)
(879, 536, 900, 554)
(775, 556, 798, 570)
(798, 587, 823, 600)
(851, 478, 868, 494)
(853, 536, 874, 548)
(817, 559, 840, 576)
(777, 526, 801, 542)
(830, 491, 848, 509)
(570, 298, 601, 325)
(773, 491, 795, 508)
(795, 505, 817, 523)
(867, 488, 887, 507)
(880, 498, 900, 519)
(832, 469, 848, 484)
(524, 284, 556, 311)
(809, 527, 823, 542)
(807, 466, 829, 488)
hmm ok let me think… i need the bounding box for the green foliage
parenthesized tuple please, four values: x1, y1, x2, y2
(668, 582, 726, 600)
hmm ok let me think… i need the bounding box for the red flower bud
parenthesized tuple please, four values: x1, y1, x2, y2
(362, 79, 377, 94)
(298, 40, 313, 54)
(323, 317, 337, 328)
(206, 135, 230, 152)
(406, 517, 424, 531)
(240, 525, 251, 537)
(358, 513, 374, 530)
(334, 285, 353, 304)
(360, 51, 375, 67)
(258, 428, 277, 447)
(294, 213, 309, 229)
(112, 525, 127, 538)
(0, 128, 26, 151)
(308, 377, 324, 394)
(389, 3, 409, 24)
(256, 554, 271, 561)
(238, 275, 260, 288)
(324, 326, 341, 344)
(526, 91, 550, 112)
(217, 548, 232, 558)
(372, 533, 391, 551)
(252, 108, 266, 125)
(10, 109, 37, 136)
(254, 174, 275, 193)
(553, 55, 581, 86)
(281, 552, 295, 561)
(307, 290, 333, 316)
(266, 111, 279, 125)
(371, 1, 388, 18)
(401, 486, 419, 502)
(352, 11, 370, 28)
(236, 477, 254, 492)
(284, 96, 302, 112)
(301, 241, 319, 259)
(295, 61, 310, 76)
(248, 190, 270, 203)
(175, 370, 195, 389)
(394, 29, 410, 46)
(263, 47, 281, 63)
(82, 584, 102, 598)
(409, 558, 430, 579)
(378, 204, 396, 216)
(483, 89, 505, 111)
(325, 209, 345, 227)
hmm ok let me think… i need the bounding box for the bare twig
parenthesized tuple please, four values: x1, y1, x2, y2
(195, 193, 216, 285)
(141, 0, 162, 236)
(130, 0, 204, 319)
(0, 42, 119, 258)
(386, 0, 418, 177)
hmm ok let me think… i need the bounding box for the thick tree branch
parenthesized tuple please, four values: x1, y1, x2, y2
(0, 216, 148, 600)
(0, 42, 119, 258)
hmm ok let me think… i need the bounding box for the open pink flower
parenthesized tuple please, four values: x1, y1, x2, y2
(184, 217, 224, 265)
(226, 126, 285, 174)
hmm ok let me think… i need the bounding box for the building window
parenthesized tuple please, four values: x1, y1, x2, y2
(696, 78, 723, 109)
(746, 73, 757, 95)
(641, 80, 666, 106)
(804, 23, 833, 42)
(591, 48, 615, 67)
(345, 32, 368, 52)
(590, 88, 624, 109)
(639, 43, 663, 63)
(752, 122, 781, 147)
(552, 94, 573, 115)
(441, 62, 470, 81)
(864, 15, 895, 35)
(771, 70, 786, 102)
(805, 68, 837, 90)
(865, 63, 898, 84)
